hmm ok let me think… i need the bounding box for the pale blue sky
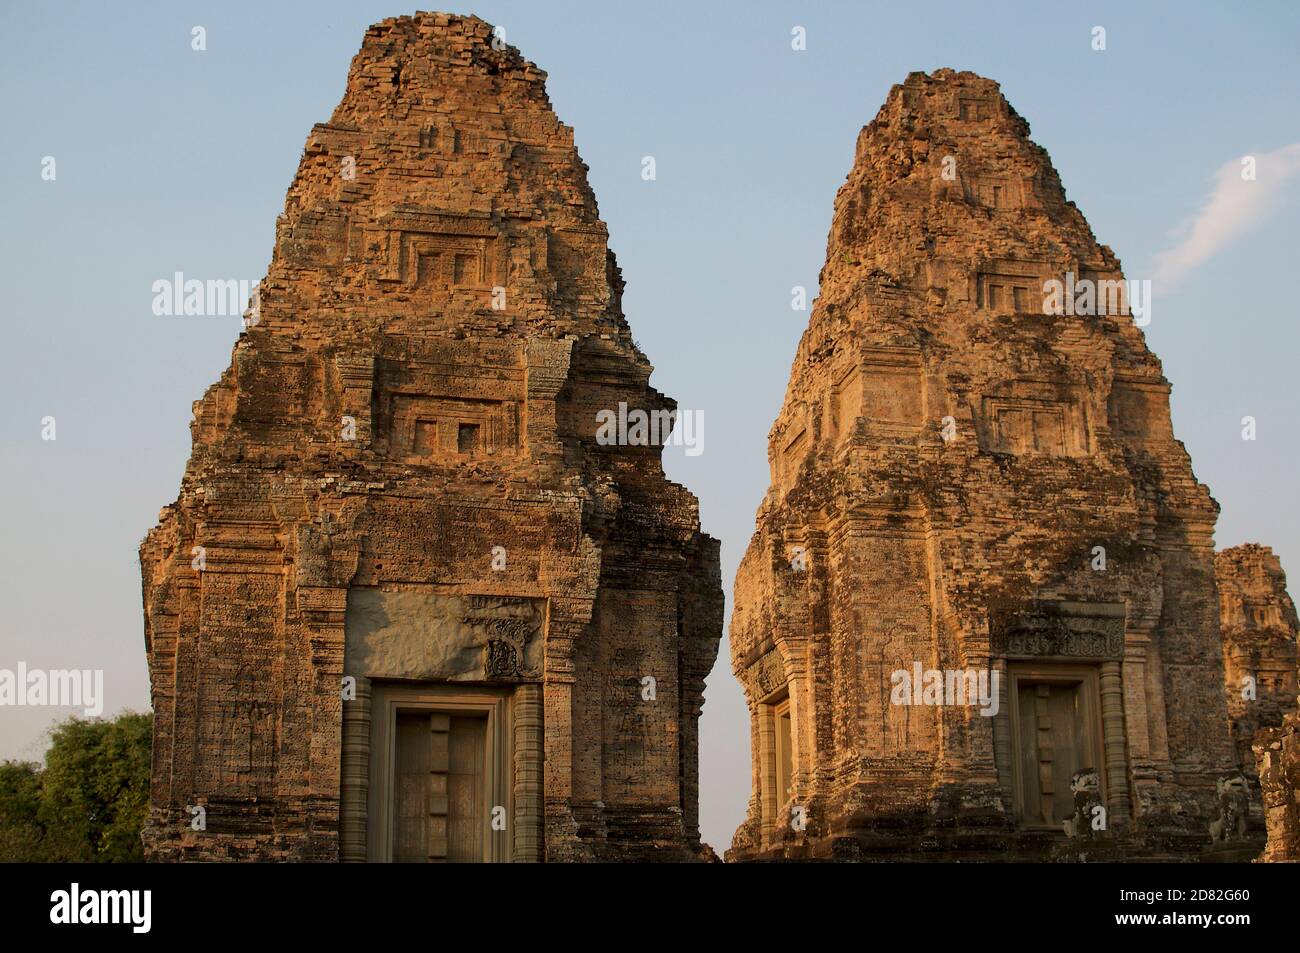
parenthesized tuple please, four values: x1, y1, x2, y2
(2, 1, 1297, 853)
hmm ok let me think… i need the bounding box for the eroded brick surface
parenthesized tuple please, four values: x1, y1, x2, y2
(140, 13, 721, 862)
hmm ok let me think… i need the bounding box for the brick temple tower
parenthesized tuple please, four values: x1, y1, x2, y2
(140, 14, 721, 862)
(729, 70, 1236, 861)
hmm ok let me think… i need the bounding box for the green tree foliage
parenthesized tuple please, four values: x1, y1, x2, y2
(0, 760, 44, 861)
(0, 711, 151, 862)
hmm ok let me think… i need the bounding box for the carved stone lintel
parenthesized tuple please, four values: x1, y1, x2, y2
(997, 605, 1125, 660)
(745, 649, 787, 700)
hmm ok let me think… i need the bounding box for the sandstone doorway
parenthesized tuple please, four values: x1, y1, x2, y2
(756, 689, 796, 844)
(365, 684, 510, 862)
(393, 712, 488, 862)
(1008, 665, 1104, 829)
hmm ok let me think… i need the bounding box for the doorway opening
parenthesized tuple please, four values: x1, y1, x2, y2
(367, 684, 510, 862)
(393, 712, 488, 862)
(1008, 664, 1104, 829)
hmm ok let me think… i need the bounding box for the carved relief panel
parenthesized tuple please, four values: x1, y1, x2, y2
(980, 275, 1037, 314)
(405, 233, 493, 289)
(963, 175, 1023, 210)
(388, 394, 520, 459)
(977, 260, 1052, 314)
(376, 353, 526, 462)
(371, 209, 506, 297)
(977, 380, 1090, 457)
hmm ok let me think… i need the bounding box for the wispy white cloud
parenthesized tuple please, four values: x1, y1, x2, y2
(1153, 142, 1300, 290)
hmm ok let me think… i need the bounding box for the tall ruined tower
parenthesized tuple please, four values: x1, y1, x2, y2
(729, 70, 1235, 860)
(1216, 545, 1299, 776)
(140, 14, 721, 862)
